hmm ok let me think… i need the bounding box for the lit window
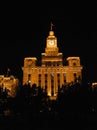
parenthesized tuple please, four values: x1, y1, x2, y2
(64, 73, 66, 77)
(51, 73, 54, 77)
(28, 80, 31, 83)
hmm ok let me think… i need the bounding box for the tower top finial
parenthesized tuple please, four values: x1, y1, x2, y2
(50, 22, 54, 31)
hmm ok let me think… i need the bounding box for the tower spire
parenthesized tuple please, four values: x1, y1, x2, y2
(50, 22, 54, 31)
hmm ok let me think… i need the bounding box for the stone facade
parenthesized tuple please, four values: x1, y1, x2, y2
(0, 75, 19, 97)
(22, 27, 83, 99)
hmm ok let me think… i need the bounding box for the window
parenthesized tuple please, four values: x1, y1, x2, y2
(45, 74, 47, 78)
(45, 74, 48, 87)
(28, 74, 31, 78)
(57, 73, 60, 86)
(63, 73, 66, 83)
(74, 73, 76, 77)
(28, 74, 31, 84)
(73, 62, 76, 66)
(39, 74, 41, 79)
(38, 74, 41, 86)
(73, 73, 77, 82)
(57, 73, 60, 79)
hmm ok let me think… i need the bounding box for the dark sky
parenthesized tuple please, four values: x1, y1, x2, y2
(0, 2, 96, 83)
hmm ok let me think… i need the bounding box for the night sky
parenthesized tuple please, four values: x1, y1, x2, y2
(0, 2, 96, 83)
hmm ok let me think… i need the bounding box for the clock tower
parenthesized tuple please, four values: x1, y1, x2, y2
(41, 23, 63, 67)
(47, 31, 57, 47)
(46, 23, 58, 55)
(45, 30, 59, 56)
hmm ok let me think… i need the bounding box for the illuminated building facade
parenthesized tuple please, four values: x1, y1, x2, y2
(0, 75, 19, 97)
(22, 25, 83, 99)
(92, 82, 97, 89)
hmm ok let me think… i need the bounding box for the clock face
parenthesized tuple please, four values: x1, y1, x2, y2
(48, 40, 54, 46)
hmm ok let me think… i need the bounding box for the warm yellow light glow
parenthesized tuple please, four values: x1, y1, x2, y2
(48, 92, 51, 96)
(49, 31, 54, 36)
(22, 25, 83, 100)
(92, 82, 97, 87)
(67, 57, 80, 60)
(0, 75, 19, 97)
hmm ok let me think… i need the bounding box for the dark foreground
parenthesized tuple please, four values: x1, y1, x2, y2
(0, 112, 97, 130)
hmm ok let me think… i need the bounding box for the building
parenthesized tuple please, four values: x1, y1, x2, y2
(22, 24, 83, 99)
(0, 75, 19, 97)
(92, 82, 97, 89)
